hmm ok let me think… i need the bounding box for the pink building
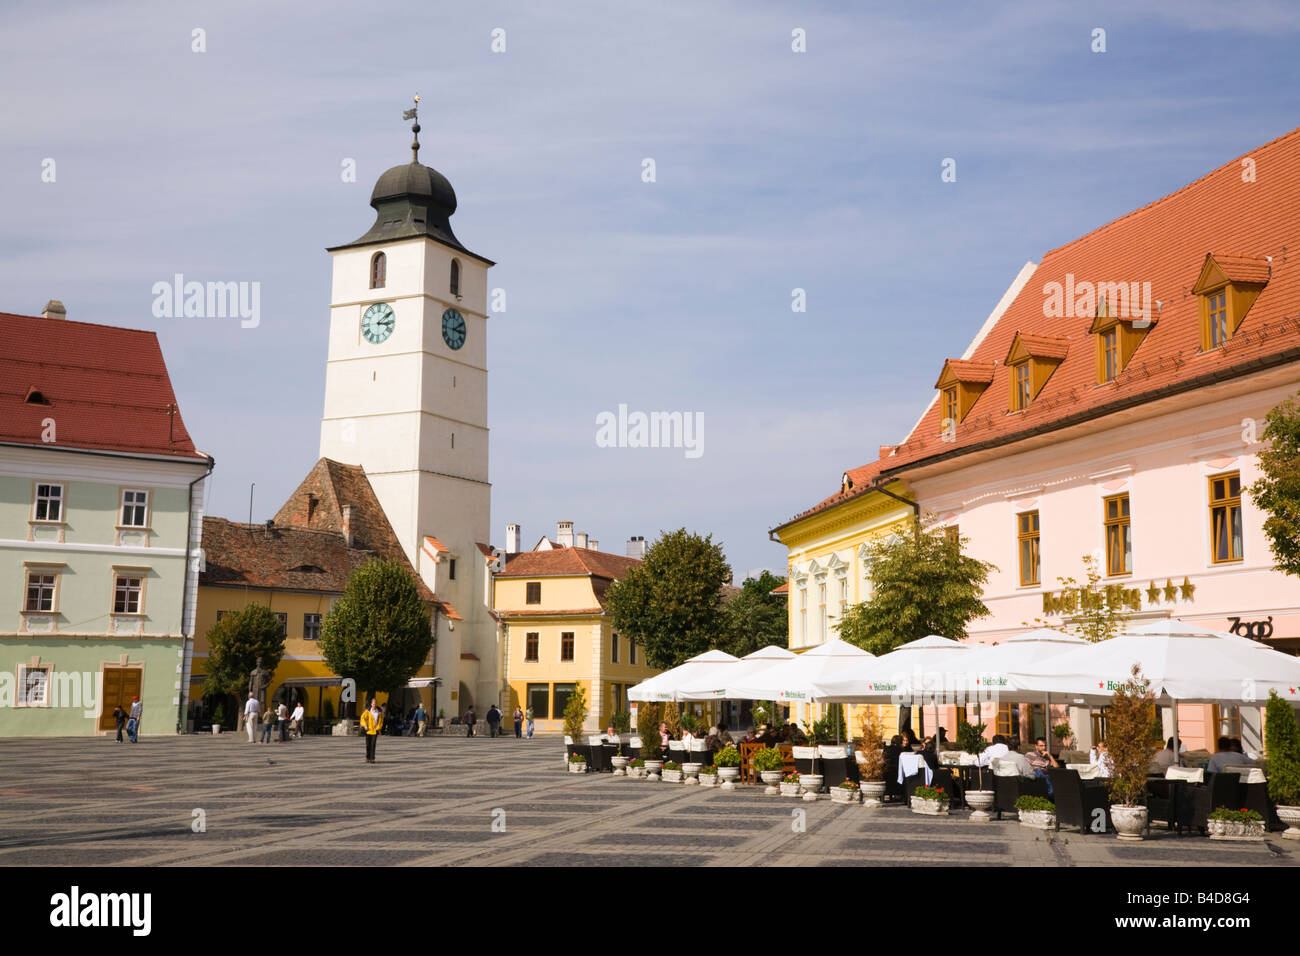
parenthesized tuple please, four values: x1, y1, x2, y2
(856, 128, 1300, 753)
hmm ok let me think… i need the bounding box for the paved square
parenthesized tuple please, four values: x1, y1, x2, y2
(2, 735, 1296, 867)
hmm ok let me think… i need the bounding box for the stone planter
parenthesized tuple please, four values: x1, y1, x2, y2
(830, 787, 860, 805)
(1110, 805, 1148, 842)
(1018, 809, 1056, 830)
(780, 781, 802, 797)
(644, 760, 663, 782)
(860, 780, 887, 808)
(663, 769, 683, 783)
(610, 756, 629, 776)
(629, 765, 646, 779)
(799, 774, 823, 793)
(1208, 819, 1266, 841)
(760, 770, 783, 795)
(1276, 805, 1300, 840)
(682, 762, 703, 786)
(212, 726, 222, 736)
(965, 790, 995, 823)
(910, 798, 949, 816)
(699, 771, 719, 788)
(717, 766, 740, 790)
(568, 760, 587, 774)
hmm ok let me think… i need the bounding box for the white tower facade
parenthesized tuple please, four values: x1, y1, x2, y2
(319, 122, 497, 713)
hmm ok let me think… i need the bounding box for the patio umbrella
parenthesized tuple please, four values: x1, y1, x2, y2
(627, 649, 740, 702)
(674, 645, 796, 736)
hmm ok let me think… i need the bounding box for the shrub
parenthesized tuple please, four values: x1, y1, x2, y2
(1015, 795, 1055, 813)
(912, 785, 947, 802)
(1052, 722, 1072, 741)
(629, 757, 646, 768)
(636, 701, 661, 753)
(838, 779, 860, 791)
(955, 719, 991, 789)
(714, 744, 741, 767)
(700, 764, 718, 775)
(1265, 690, 1300, 806)
(1209, 807, 1263, 823)
(782, 772, 800, 784)
(662, 760, 681, 771)
(562, 684, 589, 741)
(1106, 664, 1159, 807)
(610, 711, 632, 734)
(855, 708, 886, 781)
(752, 747, 784, 773)
(568, 752, 586, 764)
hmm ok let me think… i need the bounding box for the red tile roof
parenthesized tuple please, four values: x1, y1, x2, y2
(1007, 332, 1070, 362)
(935, 359, 996, 388)
(0, 312, 204, 460)
(499, 547, 641, 581)
(771, 582, 790, 594)
(780, 125, 1300, 527)
(423, 536, 449, 553)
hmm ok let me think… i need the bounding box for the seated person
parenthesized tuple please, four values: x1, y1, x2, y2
(785, 723, 808, 745)
(899, 729, 919, 752)
(715, 723, 734, 746)
(979, 733, 1011, 767)
(1003, 740, 1038, 779)
(603, 725, 620, 744)
(1207, 736, 1254, 773)
(741, 726, 758, 744)
(920, 736, 940, 773)
(1025, 736, 1060, 795)
(1089, 739, 1115, 777)
(883, 734, 903, 763)
(1152, 737, 1184, 771)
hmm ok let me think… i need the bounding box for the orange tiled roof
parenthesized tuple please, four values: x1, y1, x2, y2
(935, 359, 996, 388)
(499, 546, 640, 580)
(782, 125, 1300, 525)
(1007, 332, 1070, 362)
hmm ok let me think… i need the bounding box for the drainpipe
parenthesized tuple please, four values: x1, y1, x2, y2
(177, 455, 215, 734)
(868, 479, 921, 542)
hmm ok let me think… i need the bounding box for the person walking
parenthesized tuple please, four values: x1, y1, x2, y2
(512, 706, 524, 739)
(290, 700, 305, 738)
(465, 705, 476, 738)
(415, 702, 427, 737)
(260, 705, 275, 744)
(486, 704, 502, 738)
(126, 696, 143, 743)
(243, 693, 260, 742)
(361, 698, 383, 763)
(112, 703, 127, 743)
(525, 706, 535, 739)
(277, 700, 290, 742)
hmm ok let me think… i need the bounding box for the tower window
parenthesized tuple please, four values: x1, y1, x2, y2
(450, 259, 461, 297)
(371, 252, 387, 289)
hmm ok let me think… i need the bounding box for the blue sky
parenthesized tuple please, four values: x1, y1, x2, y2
(4, 0, 1300, 576)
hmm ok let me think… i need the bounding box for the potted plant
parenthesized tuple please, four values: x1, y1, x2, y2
(831, 779, 861, 805)
(1105, 664, 1158, 841)
(1052, 721, 1073, 750)
(628, 756, 647, 779)
(662, 760, 683, 783)
(1265, 690, 1300, 840)
(753, 746, 784, 794)
(799, 771, 824, 800)
(856, 709, 887, 807)
(568, 751, 587, 774)
(610, 750, 630, 776)
(1015, 794, 1057, 830)
(1207, 807, 1266, 841)
(699, 765, 719, 788)
(910, 784, 949, 815)
(956, 720, 995, 821)
(780, 771, 802, 797)
(211, 702, 225, 735)
(714, 744, 742, 789)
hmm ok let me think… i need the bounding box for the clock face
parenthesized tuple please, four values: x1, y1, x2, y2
(442, 308, 467, 350)
(361, 303, 395, 344)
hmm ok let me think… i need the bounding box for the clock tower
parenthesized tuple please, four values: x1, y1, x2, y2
(319, 103, 496, 714)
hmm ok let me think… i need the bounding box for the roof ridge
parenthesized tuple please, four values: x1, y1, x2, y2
(0, 312, 168, 338)
(1041, 125, 1300, 260)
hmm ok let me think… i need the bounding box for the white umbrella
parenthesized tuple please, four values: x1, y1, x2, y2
(727, 639, 873, 703)
(627, 649, 739, 702)
(675, 645, 796, 699)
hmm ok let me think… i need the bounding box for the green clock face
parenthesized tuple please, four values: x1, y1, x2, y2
(442, 308, 466, 350)
(362, 302, 395, 344)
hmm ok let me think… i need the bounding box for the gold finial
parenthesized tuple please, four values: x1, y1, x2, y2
(402, 95, 421, 162)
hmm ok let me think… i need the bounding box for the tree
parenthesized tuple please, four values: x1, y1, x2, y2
(319, 559, 432, 701)
(562, 683, 589, 740)
(1251, 393, 1300, 576)
(604, 528, 730, 670)
(718, 570, 788, 658)
(1264, 690, 1300, 808)
(836, 525, 995, 655)
(1106, 664, 1160, 807)
(203, 603, 285, 705)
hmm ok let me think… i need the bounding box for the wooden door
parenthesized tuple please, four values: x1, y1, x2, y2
(97, 667, 142, 731)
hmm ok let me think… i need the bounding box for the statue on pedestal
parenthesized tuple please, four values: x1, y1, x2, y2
(248, 655, 271, 705)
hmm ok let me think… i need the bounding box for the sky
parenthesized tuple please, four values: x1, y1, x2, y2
(4, 0, 1300, 578)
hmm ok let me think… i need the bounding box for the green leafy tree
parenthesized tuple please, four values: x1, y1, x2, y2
(319, 559, 432, 701)
(562, 683, 589, 740)
(1265, 690, 1300, 807)
(203, 603, 285, 706)
(718, 571, 788, 658)
(1251, 393, 1300, 576)
(837, 525, 995, 655)
(636, 701, 662, 755)
(605, 528, 730, 670)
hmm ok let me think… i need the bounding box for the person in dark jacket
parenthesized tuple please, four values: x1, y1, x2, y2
(486, 704, 502, 738)
(113, 704, 127, 743)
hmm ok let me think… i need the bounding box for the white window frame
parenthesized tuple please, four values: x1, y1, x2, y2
(33, 483, 64, 522)
(113, 574, 144, 615)
(120, 489, 150, 528)
(25, 570, 58, 613)
(17, 663, 53, 708)
(303, 613, 322, 641)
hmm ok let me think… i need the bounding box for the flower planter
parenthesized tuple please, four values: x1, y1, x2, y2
(568, 760, 587, 774)
(780, 781, 802, 797)
(717, 766, 740, 790)
(860, 780, 886, 808)
(610, 756, 629, 776)
(699, 772, 719, 788)
(910, 798, 949, 816)
(799, 774, 823, 793)
(760, 770, 783, 795)
(1110, 805, 1147, 842)
(644, 760, 663, 782)
(663, 769, 683, 783)
(629, 765, 646, 779)
(965, 790, 995, 823)
(1208, 819, 1266, 841)
(831, 787, 861, 805)
(212, 726, 222, 736)
(1277, 805, 1300, 840)
(1018, 809, 1056, 830)
(682, 762, 703, 786)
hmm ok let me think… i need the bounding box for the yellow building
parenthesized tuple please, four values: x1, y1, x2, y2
(770, 462, 917, 737)
(494, 545, 657, 735)
(192, 459, 457, 727)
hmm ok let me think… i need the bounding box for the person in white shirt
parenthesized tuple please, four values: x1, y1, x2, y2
(1207, 736, 1254, 774)
(290, 701, 305, 738)
(1003, 742, 1037, 779)
(1089, 740, 1115, 778)
(979, 734, 1011, 767)
(1152, 737, 1185, 772)
(243, 693, 260, 743)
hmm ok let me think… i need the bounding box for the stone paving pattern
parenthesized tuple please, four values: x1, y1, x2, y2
(1, 735, 1296, 867)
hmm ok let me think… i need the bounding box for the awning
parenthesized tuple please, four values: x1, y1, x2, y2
(280, 676, 346, 688)
(405, 678, 443, 688)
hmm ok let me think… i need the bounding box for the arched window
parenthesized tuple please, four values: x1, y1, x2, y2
(449, 259, 461, 297)
(370, 252, 386, 289)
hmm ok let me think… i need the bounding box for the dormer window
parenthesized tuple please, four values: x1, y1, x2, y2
(1100, 328, 1119, 381)
(24, 388, 51, 406)
(1004, 333, 1068, 412)
(942, 387, 958, 428)
(1192, 253, 1269, 352)
(934, 359, 995, 434)
(1090, 295, 1153, 384)
(371, 252, 387, 289)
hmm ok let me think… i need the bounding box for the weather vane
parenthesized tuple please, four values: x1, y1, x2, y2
(403, 94, 421, 162)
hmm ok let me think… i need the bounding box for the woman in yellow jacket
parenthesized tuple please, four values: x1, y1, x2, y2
(361, 698, 384, 763)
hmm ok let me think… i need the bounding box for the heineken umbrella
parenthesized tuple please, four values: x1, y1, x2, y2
(627, 649, 740, 702)
(675, 645, 796, 699)
(726, 639, 873, 704)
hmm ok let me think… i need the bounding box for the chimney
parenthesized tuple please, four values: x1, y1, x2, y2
(627, 535, 647, 559)
(557, 520, 574, 548)
(588, 539, 599, 552)
(575, 532, 588, 549)
(506, 523, 521, 554)
(341, 504, 354, 547)
(42, 300, 66, 320)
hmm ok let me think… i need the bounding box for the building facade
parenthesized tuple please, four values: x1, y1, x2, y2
(0, 307, 211, 736)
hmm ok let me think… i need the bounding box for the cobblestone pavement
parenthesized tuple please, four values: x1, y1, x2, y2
(2, 735, 1295, 867)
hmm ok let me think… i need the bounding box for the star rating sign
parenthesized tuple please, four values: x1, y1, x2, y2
(1146, 581, 1160, 604)
(1163, 579, 1178, 602)
(1180, 576, 1196, 601)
